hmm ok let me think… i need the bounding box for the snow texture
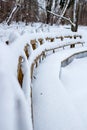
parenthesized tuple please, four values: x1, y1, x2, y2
(0, 22, 87, 130)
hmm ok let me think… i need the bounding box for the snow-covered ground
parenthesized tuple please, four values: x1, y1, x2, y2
(0, 22, 87, 44)
(0, 22, 87, 130)
(32, 48, 87, 130)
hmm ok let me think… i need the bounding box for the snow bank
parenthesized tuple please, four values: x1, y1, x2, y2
(0, 23, 87, 130)
(0, 44, 32, 130)
(32, 49, 87, 130)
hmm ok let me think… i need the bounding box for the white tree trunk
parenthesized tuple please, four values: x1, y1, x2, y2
(58, 0, 70, 24)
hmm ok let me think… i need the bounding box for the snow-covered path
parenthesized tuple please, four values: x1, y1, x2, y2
(61, 57, 87, 128)
(32, 48, 87, 130)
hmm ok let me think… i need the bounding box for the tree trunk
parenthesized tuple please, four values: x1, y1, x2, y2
(71, 0, 79, 32)
(46, 0, 53, 24)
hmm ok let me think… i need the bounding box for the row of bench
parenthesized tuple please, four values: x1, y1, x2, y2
(30, 35, 82, 50)
(17, 34, 84, 87)
(16, 34, 85, 126)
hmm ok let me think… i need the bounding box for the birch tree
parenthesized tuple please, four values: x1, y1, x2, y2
(6, 0, 23, 25)
(58, 0, 70, 24)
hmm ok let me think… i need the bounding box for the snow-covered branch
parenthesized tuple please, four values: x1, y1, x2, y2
(47, 10, 75, 27)
(39, 5, 75, 27)
(6, 4, 21, 25)
(58, 0, 70, 24)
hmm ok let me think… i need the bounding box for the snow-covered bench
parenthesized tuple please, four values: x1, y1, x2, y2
(30, 34, 82, 50)
(45, 40, 84, 53)
(28, 40, 84, 81)
(45, 34, 82, 42)
(14, 33, 84, 100)
(15, 32, 84, 89)
(61, 50, 87, 68)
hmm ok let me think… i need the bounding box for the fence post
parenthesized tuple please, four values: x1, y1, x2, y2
(17, 56, 25, 87)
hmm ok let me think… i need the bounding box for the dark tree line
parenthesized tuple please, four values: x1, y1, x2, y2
(78, 0, 87, 25)
(0, 0, 39, 24)
(0, 0, 87, 27)
(0, 0, 14, 22)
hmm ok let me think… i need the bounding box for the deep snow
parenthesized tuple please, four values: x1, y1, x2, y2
(0, 22, 87, 130)
(32, 49, 87, 130)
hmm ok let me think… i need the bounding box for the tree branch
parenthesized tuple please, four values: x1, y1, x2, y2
(39, 4, 75, 27)
(58, 0, 70, 24)
(47, 10, 75, 27)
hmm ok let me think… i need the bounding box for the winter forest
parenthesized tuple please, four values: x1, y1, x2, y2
(0, 0, 87, 130)
(0, 0, 87, 29)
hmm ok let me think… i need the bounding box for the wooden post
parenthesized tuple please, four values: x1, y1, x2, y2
(61, 36, 63, 41)
(70, 44, 75, 48)
(38, 38, 43, 45)
(17, 56, 24, 87)
(24, 44, 29, 58)
(42, 51, 46, 60)
(31, 63, 35, 80)
(51, 38, 54, 42)
(35, 59, 38, 68)
(53, 49, 55, 53)
(31, 40, 37, 50)
(39, 56, 42, 63)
